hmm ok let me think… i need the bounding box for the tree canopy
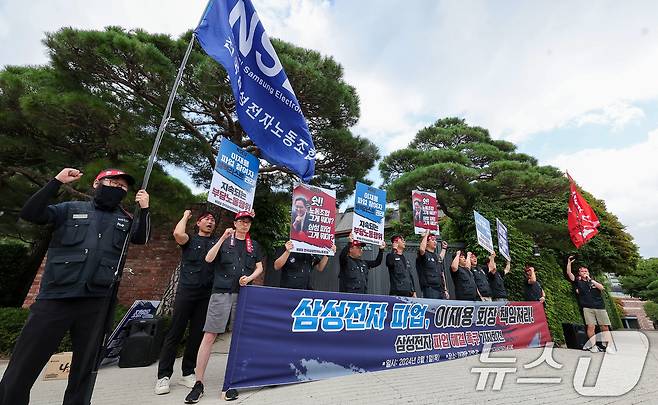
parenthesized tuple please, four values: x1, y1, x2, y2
(380, 117, 639, 341)
(42, 27, 379, 201)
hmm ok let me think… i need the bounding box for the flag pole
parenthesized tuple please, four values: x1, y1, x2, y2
(82, 30, 198, 405)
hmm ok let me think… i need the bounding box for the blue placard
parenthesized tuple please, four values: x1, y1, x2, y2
(196, 0, 315, 182)
(208, 138, 259, 213)
(473, 211, 494, 254)
(221, 286, 551, 391)
(352, 182, 386, 245)
(496, 218, 511, 261)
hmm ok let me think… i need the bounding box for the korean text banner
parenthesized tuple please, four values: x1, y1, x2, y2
(208, 138, 259, 213)
(474, 210, 494, 254)
(290, 184, 336, 256)
(412, 190, 440, 235)
(352, 182, 386, 245)
(496, 218, 511, 261)
(196, 0, 315, 182)
(222, 286, 551, 391)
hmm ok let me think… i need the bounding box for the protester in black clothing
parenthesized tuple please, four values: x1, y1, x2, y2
(386, 235, 416, 297)
(416, 231, 448, 299)
(470, 253, 493, 301)
(566, 256, 615, 353)
(155, 210, 217, 395)
(338, 233, 385, 294)
(184, 210, 263, 403)
(0, 168, 150, 405)
(450, 251, 478, 300)
(486, 252, 511, 301)
(274, 240, 336, 289)
(524, 265, 546, 304)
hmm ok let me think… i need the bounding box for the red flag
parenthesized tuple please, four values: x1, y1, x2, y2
(567, 173, 600, 248)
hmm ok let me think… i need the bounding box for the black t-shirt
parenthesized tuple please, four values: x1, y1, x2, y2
(573, 278, 605, 309)
(472, 265, 492, 297)
(451, 266, 477, 300)
(524, 280, 543, 301)
(277, 248, 321, 290)
(487, 271, 507, 299)
(416, 250, 445, 290)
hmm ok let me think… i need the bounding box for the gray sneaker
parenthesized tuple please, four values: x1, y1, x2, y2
(185, 381, 204, 404)
(154, 377, 170, 395)
(179, 373, 197, 388)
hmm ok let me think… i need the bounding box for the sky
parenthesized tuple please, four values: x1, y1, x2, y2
(1, 0, 657, 258)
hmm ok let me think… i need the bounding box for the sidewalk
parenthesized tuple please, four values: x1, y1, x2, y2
(2, 332, 658, 404)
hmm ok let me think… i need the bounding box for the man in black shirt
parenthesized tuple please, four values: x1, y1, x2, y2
(338, 233, 385, 294)
(274, 240, 335, 289)
(566, 256, 614, 353)
(0, 167, 150, 405)
(486, 252, 511, 301)
(470, 253, 493, 301)
(450, 251, 478, 300)
(184, 211, 263, 403)
(386, 235, 416, 297)
(155, 210, 217, 395)
(523, 265, 545, 304)
(416, 231, 448, 299)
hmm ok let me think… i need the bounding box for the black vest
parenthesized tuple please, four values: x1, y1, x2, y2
(473, 265, 492, 297)
(451, 266, 477, 300)
(339, 257, 369, 294)
(488, 271, 507, 299)
(387, 253, 414, 294)
(416, 250, 444, 289)
(279, 251, 318, 290)
(39, 201, 131, 299)
(179, 234, 217, 292)
(212, 238, 259, 293)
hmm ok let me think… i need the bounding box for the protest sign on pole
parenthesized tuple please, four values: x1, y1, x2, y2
(473, 211, 494, 254)
(208, 138, 259, 213)
(412, 190, 440, 235)
(352, 182, 386, 245)
(290, 184, 336, 256)
(496, 218, 511, 261)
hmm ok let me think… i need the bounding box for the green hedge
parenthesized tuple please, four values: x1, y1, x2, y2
(0, 241, 31, 307)
(0, 304, 129, 358)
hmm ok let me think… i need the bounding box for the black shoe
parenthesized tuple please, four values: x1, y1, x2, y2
(185, 381, 204, 404)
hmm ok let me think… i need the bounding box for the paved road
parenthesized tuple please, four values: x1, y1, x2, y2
(2, 331, 657, 404)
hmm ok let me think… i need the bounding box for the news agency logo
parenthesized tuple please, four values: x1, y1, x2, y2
(471, 331, 649, 396)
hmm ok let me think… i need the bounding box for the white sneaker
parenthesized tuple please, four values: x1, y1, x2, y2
(179, 373, 197, 388)
(588, 345, 601, 353)
(154, 377, 170, 395)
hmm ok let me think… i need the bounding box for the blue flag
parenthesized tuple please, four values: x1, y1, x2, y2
(195, 0, 315, 182)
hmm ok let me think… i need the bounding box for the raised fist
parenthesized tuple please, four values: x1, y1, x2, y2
(55, 168, 83, 184)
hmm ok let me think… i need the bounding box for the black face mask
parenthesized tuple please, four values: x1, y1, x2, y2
(94, 185, 127, 211)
